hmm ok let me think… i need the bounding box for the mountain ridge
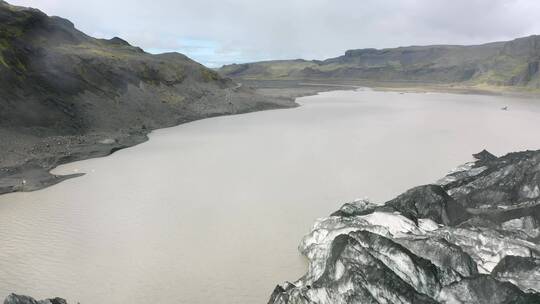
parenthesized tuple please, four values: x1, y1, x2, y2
(219, 35, 540, 90)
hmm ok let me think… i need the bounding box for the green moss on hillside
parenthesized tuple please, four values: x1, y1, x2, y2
(201, 68, 220, 81)
(219, 36, 540, 88)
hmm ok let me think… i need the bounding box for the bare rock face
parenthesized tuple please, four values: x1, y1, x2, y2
(269, 150, 540, 304)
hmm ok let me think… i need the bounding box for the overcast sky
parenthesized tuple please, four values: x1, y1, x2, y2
(9, 0, 540, 67)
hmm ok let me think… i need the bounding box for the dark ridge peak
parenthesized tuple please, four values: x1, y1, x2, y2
(0, 1, 45, 18)
(0, 0, 20, 9)
(344, 48, 378, 56)
(108, 36, 131, 46)
(342, 40, 511, 57)
(343, 46, 454, 56)
(50, 16, 75, 29)
(0, 0, 44, 17)
(473, 150, 497, 162)
(510, 34, 540, 42)
(255, 59, 305, 64)
(104, 37, 145, 53)
(504, 34, 540, 47)
(0, 0, 88, 45)
(155, 52, 190, 60)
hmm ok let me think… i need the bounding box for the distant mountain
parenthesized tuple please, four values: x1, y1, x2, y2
(219, 36, 540, 89)
(0, 0, 290, 137)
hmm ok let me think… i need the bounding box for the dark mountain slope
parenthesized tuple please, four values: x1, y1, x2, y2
(0, 0, 295, 194)
(219, 36, 540, 89)
(0, 0, 292, 134)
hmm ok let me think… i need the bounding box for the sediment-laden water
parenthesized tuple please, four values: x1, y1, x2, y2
(1, 90, 540, 303)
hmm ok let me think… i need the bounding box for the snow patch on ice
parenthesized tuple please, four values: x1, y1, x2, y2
(359, 212, 421, 236)
(521, 184, 540, 199)
(418, 218, 440, 232)
(334, 260, 345, 280)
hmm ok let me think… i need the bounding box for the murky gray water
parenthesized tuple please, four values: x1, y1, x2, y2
(1, 90, 540, 303)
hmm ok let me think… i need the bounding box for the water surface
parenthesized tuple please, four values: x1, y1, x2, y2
(1, 90, 540, 303)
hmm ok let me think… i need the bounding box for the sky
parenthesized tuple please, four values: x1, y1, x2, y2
(8, 0, 540, 67)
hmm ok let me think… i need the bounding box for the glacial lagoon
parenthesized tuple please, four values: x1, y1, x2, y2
(1, 89, 540, 303)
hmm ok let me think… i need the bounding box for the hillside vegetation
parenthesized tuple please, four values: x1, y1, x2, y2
(0, 0, 294, 194)
(0, 0, 291, 137)
(220, 36, 540, 90)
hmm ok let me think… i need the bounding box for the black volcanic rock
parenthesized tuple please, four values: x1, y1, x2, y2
(3, 294, 66, 304)
(269, 150, 540, 304)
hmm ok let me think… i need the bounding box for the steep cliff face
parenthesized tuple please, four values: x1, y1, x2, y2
(219, 36, 540, 89)
(269, 150, 540, 304)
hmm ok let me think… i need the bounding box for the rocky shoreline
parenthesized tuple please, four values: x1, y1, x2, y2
(0, 1, 307, 196)
(0, 80, 352, 196)
(0, 94, 296, 196)
(5, 77, 537, 197)
(0, 80, 346, 196)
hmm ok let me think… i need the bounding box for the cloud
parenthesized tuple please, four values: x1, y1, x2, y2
(8, 0, 540, 67)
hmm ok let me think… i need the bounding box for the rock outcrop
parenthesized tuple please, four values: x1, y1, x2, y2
(3, 294, 66, 304)
(269, 150, 540, 304)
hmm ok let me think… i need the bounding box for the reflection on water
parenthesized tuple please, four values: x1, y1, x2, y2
(1, 90, 540, 303)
